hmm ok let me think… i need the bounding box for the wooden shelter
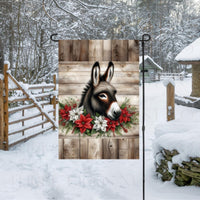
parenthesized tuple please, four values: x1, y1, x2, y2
(175, 38, 200, 97)
(139, 55, 163, 82)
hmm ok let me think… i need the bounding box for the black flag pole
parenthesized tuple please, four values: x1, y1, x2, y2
(140, 34, 151, 200)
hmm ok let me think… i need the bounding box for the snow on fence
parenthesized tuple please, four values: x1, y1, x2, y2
(158, 72, 184, 81)
(0, 64, 57, 150)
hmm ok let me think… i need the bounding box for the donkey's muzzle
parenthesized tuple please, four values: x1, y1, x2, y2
(113, 110, 121, 120)
(107, 102, 121, 121)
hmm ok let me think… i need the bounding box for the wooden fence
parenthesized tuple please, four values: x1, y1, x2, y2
(0, 64, 57, 150)
(158, 73, 184, 81)
(59, 40, 139, 159)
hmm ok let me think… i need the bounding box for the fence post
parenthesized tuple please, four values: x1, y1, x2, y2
(0, 77, 4, 149)
(4, 64, 9, 150)
(53, 74, 56, 130)
(167, 82, 175, 121)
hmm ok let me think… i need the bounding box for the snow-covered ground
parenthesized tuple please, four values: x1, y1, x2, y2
(0, 78, 200, 200)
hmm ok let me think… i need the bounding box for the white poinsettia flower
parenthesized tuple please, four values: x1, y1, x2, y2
(69, 106, 84, 122)
(93, 115, 107, 132)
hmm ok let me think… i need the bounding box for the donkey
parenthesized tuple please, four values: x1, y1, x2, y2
(79, 61, 121, 121)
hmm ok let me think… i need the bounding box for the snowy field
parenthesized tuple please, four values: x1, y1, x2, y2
(0, 78, 200, 200)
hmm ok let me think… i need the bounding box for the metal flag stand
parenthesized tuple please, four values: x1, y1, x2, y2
(140, 34, 151, 200)
(50, 33, 151, 200)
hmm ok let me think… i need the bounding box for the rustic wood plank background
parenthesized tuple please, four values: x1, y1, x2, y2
(59, 136, 139, 159)
(59, 40, 139, 62)
(59, 40, 139, 159)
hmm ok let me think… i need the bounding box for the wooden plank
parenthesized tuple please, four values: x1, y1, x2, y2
(88, 138, 102, 159)
(103, 40, 112, 61)
(59, 70, 139, 78)
(0, 79, 4, 149)
(112, 40, 128, 61)
(59, 126, 139, 138)
(72, 40, 81, 61)
(58, 71, 140, 84)
(79, 137, 88, 159)
(89, 40, 103, 61)
(102, 138, 118, 159)
(72, 40, 89, 61)
(59, 40, 89, 61)
(127, 138, 135, 159)
(59, 61, 139, 72)
(118, 138, 129, 159)
(167, 83, 175, 121)
(80, 40, 89, 61)
(59, 40, 73, 61)
(59, 40, 64, 61)
(134, 137, 139, 159)
(59, 135, 139, 139)
(128, 40, 139, 62)
(59, 138, 64, 159)
(63, 138, 79, 159)
(4, 64, 9, 150)
(59, 83, 139, 95)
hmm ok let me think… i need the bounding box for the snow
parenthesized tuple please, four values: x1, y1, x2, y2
(139, 55, 163, 70)
(0, 74, 4, 80)
(163, 78, 175, 87)
(4, 60, 10, 69)
(1, 78, 200, 200)
(175, 37, 200, 62)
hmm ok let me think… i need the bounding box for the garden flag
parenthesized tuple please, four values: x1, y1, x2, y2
(58, 40, 139, 159)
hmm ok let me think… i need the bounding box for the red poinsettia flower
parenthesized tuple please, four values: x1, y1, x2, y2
(75, 114, 93, 133)
(119, 107, 132, 124)
(106, 118, 119, 132)
(73, 104, 77, 108)
(59, 104, 71, 121)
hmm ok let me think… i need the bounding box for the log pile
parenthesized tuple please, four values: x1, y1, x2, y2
(155, 148, 200, 186)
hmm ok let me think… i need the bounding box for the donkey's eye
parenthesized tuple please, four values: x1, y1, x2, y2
(98, 93, 108, 101)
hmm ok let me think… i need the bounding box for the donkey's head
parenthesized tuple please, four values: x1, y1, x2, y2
(80, 61, 121, 121)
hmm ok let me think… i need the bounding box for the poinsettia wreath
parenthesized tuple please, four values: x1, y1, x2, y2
(59, 98, 138, 137)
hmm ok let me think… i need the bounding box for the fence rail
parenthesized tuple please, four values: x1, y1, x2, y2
(0, 64, 57, 150)
(158, 72, 184, 81)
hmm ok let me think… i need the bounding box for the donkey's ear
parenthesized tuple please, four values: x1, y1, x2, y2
(91, 62, 100, 87)
(103, 61, 114, 82)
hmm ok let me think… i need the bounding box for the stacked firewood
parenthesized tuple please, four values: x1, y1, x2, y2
(155, 148, 200, 186)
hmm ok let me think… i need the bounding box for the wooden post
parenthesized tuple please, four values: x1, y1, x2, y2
(22, 101, 25, 136)
(167, 82, 175, 121)
(53, 74, 56, 130)
(0, 77, 4, 149)
(4, 64, 9, 150)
